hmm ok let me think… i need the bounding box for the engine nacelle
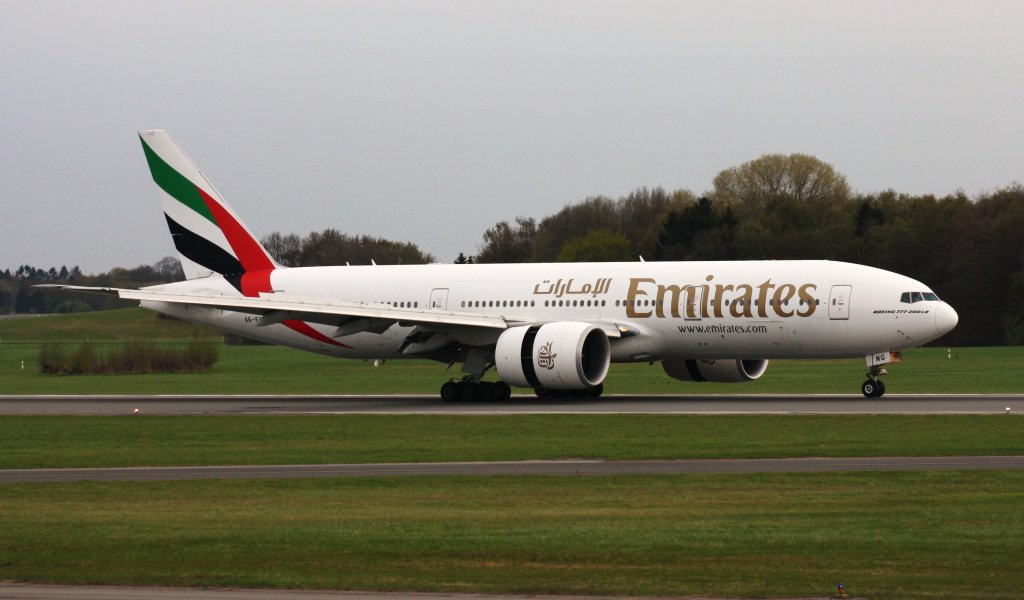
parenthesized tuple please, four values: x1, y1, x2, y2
(495, 322, 611, 390)
(662, 358, 769, 383)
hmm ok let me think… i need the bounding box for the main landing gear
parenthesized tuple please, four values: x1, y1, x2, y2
(440, 378, 512, 402)
(438, 379, 605, 401)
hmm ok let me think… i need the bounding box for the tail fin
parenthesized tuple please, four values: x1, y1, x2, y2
(139, 130, 279, 295)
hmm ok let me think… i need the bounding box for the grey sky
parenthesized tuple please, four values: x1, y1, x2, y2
(2, 0, 1021, 273)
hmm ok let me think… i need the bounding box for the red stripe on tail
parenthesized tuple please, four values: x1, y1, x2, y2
(198, 187, 275, 273)
(198, 186, 351, 350)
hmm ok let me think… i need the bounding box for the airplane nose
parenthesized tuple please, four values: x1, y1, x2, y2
(935, 302, 958, 335)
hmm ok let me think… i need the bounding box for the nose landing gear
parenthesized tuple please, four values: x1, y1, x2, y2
(862, 351, 900, 397)
(861, 369, 887, 398)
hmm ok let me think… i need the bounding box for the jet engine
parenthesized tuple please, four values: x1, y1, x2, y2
(495, 322, 610, 390)
(662, 358, 769, 383)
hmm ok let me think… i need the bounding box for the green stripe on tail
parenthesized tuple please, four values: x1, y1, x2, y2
(140, 135, 216, 225)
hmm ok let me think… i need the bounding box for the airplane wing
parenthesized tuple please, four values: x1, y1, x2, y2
(38, 285, 626, 338)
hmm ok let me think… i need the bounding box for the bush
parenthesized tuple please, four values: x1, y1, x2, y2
(38, 343, 67, 374)
(68, 342, 99, 374)
(38, 340, 219, 375)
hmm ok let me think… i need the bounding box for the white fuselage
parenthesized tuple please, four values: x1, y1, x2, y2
(143, 259, 958, 363)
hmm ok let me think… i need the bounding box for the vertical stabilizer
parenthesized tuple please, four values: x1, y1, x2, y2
(139, 130, 279, 293)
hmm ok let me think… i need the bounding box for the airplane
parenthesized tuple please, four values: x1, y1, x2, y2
(50, 130, 959, 400)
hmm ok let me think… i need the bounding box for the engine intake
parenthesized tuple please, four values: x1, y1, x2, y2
(495, 322, 611, 390)
(662, 358, 769, 383)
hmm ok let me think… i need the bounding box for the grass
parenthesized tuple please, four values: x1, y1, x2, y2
(0, 414, 1021, 469)
(3, 310, 1023, 598)
(2, 472, 1023, 599)
(2, 309, 1023, 394)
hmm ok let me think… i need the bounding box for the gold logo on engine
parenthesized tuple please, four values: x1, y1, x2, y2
(537, 341, 557, 370)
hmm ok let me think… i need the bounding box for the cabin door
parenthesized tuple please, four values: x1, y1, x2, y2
(429, 288, 449, 311)
(828, 285, 852, 320)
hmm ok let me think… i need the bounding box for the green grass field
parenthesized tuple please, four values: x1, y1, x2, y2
(3, 310, 1024, 599)
(2, 473, 1023, 600)
(2, 309, 1022, 394)
(1, 414, 1021, 469)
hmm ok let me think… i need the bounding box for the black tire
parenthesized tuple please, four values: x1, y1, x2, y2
(478, 382, 497, 402)
(495, 381, 512, 401)
(456, 381, 478, 402)
(861, 379, 884, 398)
(440, 381, 458, 402)
(586, 383, 604, 398)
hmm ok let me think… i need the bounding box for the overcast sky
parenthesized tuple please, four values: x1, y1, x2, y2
(2, 1, 1022, 273)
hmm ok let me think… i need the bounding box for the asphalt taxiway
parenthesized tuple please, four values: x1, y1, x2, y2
(1, 394, 1022, 415)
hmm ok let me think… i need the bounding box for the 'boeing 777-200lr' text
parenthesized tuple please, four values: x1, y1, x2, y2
(50, 131, 958, 400)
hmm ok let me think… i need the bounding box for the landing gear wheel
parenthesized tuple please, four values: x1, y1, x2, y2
(495, 381, 512, 401)
(440, 381, 458, 402)
(861, 379, 886, 398)
(478, 382, 497, 402)
(586, 383, 604, 398)
(456, 380, 478, 402)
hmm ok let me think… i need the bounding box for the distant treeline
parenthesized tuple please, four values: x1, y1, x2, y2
(0, 258, 185, 315)
(6, 153, 1021, 346)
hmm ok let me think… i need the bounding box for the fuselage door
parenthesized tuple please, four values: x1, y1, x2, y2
(828, 285, 852, 320)
(429, 288, 449, 311)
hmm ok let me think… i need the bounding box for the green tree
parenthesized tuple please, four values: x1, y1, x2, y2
(655, 196, 737, 260)
(475, 217, 537, 263)
(556, 230, 634, 262)
(531, 197, 619, 262)
(299, 229, 434, 266)
(712, 153, 851, 216)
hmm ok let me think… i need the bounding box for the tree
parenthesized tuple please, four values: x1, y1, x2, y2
(531, 197, 618, 262)
(298, 228, 434, 266)
(454, 253, 474, 264)
(655, 196, 737, 260)
(556, 230, 633, 262)
(154, 256, 185, 282)
(262, 232, 303, 267)
(616, 187, 695, 259)
(712, 153, 851, 217)
(475, 217, 537, 263)
(14, 285, 31, 313)
(853, 199, 885, 237)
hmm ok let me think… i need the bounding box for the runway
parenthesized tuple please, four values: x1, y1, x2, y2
(1, 394, 1022, 415)
(3, 455, 1023, 483)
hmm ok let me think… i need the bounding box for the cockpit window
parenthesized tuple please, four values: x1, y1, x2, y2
(901, 291, 940, 303)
